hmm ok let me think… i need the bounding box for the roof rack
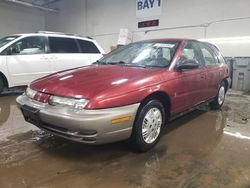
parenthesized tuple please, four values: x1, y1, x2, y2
(37, 31, 93, 39)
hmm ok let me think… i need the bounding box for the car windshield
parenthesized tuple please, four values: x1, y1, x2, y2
(0, 35, 20, 48)
(99, 41, 179, 68)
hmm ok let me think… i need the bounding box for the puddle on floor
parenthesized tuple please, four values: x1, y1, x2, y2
(0, 90, 250, 188)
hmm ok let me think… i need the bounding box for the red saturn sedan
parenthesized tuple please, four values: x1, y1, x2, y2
(17, 39, 230, 151)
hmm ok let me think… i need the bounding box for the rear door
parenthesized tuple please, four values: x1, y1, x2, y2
(173, 41, 207, 111)
(47, 37, 90, 72)
(199, 42, 220, 99)
(5, 36, 52, 86)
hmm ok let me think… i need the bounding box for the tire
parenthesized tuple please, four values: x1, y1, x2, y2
(130, 100, 165, 152)
(0, 79, 4, 93)
(210, 82, 226, 109)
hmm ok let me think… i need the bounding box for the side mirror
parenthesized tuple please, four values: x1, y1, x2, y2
(176, 59, 199, 71)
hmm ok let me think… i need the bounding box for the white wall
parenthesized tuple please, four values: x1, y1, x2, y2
(45, 0, 87, 35)
(86, 0, 250, 54)
(0, 1, 45, 36)
(45, 0, 250, 56)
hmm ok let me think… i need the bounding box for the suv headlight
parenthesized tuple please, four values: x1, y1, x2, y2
(49, 95, 89, 110)
(26, 87, 37, 99)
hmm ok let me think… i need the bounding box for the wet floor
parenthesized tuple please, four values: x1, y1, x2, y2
(0, 90, 250, 188)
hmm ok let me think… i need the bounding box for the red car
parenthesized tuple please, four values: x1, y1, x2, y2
(17, 39, 230, 151)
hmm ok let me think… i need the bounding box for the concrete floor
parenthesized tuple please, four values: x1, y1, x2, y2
(0, 90, 250, 188)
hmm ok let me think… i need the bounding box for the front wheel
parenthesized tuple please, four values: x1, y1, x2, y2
(210, 82, 226, 109)
(130, 100, 165, 152)
(0, 79, 4, 93)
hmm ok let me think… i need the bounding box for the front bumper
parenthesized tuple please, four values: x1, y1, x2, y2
(16, 94, 140, 144)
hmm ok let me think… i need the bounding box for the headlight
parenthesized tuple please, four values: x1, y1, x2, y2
(49, 96, 89, 110)
(26, 87, 37, 99)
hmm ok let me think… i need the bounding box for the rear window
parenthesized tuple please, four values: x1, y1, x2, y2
(77, 39, 100, 53)
(208, 43, 226, 64)
(49, 37, 79, 53)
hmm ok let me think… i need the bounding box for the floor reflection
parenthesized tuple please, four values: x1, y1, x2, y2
(0, 94, 37, 141)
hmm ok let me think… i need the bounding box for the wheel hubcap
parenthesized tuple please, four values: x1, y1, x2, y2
(218, 86, 225, 105)
(142, 108, 162, 144)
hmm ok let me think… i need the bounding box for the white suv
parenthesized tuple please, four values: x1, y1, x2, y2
(0, 31, 105, 93)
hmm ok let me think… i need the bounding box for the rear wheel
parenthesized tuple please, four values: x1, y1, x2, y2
(130, 100, 165, 152)
(210, 82, 226, 109)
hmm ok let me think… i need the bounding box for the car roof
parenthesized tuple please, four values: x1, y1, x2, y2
(140, 38, 199, 43)
(10, 32, 94, 41)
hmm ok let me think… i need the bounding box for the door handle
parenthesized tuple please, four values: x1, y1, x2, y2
(50, 56, 58, 60)
(40, 56, 48, 60)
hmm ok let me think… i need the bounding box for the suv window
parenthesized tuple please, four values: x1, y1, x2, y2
(177, 41, 203, 68)
(77, 39, 100, 53)
(7, 36, 46, 55)
(49, 37, 79, 53)
(199, 43, 218, 66)
(0, 35, 20, 48)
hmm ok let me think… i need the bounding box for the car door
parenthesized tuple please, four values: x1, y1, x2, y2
(47, 37, 90, 72)
(199, 42, 220, 99)
(173, 41, 207, 111)
(5, 36, 52, 86)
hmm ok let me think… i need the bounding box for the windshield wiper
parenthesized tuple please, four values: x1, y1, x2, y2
(125, 64, 147, 68)
(93, 60, 105, 64)
(93, 61, 127, 65)
(105, 61, 127, 65)
(94, 61, 147, 68)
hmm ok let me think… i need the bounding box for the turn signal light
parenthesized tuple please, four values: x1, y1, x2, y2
(112, 116, 131, 124)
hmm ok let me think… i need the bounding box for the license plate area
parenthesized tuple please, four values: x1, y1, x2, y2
(21, 105, 40, 124)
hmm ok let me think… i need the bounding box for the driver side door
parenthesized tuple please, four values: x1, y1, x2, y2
(5, 36, 52, 86)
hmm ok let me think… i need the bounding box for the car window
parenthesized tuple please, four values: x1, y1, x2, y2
(217, 53, 225, 64)
(77, 39, 100, 53)
(49, 37, 79, 53)
(162, 48, 171, 60)
(7, 36, 46, 55)
(199, 43, 218, 66)
(210, 45, 225, 65)
(177, 41, 203, 67)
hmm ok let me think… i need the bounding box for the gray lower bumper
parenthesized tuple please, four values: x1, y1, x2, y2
(16, 94, 140, 144)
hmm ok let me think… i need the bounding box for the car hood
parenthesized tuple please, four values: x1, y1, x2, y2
(31, 65, 164, 99)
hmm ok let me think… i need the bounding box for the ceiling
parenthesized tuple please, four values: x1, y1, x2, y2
(21, 0, 61, 7)
(4, 0, 61, 12)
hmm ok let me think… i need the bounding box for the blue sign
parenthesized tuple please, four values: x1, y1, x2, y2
(137, 0, 161, 10)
